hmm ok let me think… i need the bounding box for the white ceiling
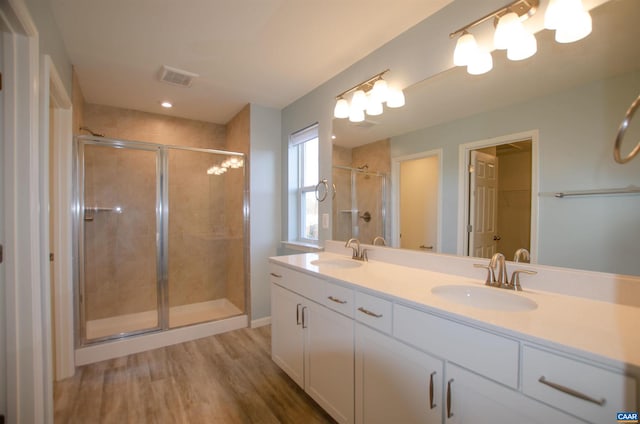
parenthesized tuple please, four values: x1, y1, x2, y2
(50, 0, 453, 124)
(333, 0, 640, 148)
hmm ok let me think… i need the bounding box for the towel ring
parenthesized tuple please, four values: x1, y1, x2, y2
(315, 178, 329, 202)
(614, 94, 640, 164)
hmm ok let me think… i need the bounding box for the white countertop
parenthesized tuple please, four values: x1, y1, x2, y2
(270, 251, 640, 371)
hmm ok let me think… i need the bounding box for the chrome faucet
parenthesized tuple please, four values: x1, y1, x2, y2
(372, 236, 386, 246)
(514, 248, 530, 263)
(474, 252, 537, 291)
(345, 238, 368, 261)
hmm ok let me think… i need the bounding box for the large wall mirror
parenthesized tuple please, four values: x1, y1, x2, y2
(331, 0, 640, 276)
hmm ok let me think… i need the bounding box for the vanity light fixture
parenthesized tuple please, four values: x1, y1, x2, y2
(333, 69, 405, 121)
(451, 0, 593, 75)
(207, 155, 244, 175)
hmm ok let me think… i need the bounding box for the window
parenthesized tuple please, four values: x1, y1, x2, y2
(289, 124, 319, 242)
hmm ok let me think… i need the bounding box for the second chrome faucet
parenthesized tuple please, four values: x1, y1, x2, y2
(475, 252, 536, 291)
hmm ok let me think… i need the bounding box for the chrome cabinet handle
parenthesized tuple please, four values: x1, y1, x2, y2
(446, 378, 454, 419)
(357, 307, 383, 318)
(270, 272, 282, 278)
(328, 296, 347, 304)
(301, 306, 308, 329)
(429, 372, 437, 409)
(296, 303, 302, 325)
(538, 376, 606, 406)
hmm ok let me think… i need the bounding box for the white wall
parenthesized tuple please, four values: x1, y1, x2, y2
(390, 71, 640, 275)
(249, 104, 282, 321)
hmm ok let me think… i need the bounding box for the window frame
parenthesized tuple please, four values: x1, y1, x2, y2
(289, 124, 319, 244)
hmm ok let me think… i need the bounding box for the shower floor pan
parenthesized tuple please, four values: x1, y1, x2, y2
(86, 298, 243, 340)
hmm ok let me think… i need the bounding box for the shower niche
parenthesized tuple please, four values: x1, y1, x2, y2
(76, 136, 248, 345)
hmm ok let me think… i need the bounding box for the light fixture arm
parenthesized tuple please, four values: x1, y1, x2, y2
(449, 0, 539, 39)
(335, 69, 390, 99)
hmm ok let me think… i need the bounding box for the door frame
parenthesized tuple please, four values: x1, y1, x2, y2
(0, 0, 52, 422)
(457, 130, 539, 262)
(391, 149, 443, 250)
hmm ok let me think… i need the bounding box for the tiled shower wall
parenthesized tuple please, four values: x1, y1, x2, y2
(80, 102, 248, 320)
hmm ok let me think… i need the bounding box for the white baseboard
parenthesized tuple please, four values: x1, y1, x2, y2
(251, 316, 271, 328)
(75, 314, 248, 366)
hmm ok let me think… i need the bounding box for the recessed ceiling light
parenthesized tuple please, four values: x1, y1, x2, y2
(161, 101, 173, 108)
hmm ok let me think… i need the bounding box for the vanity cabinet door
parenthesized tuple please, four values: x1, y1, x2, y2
(306, 300, 354, 424)
(444, 364, 582, 424)
(271, 283, 305, 387)
(355, 323, 442, 424)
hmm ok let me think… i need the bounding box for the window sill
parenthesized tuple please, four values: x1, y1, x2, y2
(280, 241, 324, 253)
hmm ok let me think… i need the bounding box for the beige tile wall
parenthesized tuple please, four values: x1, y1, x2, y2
(80, 102, 248, 322)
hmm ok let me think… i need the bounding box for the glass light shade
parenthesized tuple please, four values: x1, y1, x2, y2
(365, 97, 383, 116)
(494, 12, 521, 50)
(555, 9, 592, 43)
(349, 105, 365, 122)
(333, 98, 350, 118)
(370, 79, 389, 103)
(467, 49, 493, 75)
(386, 88, 405, 108)
(351, 89, 368, 111)
(507, 30, 537, 61)
(453, 33, 478, 67)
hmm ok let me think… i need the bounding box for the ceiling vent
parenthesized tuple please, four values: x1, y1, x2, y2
(158, 65, 199, 87)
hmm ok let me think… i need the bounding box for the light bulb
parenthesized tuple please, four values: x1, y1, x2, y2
(507, 30, 537, 61)
(366, 96, 383, 116)
(555, 9, 592, 43)
(467, 49, 493, 75)
(351, 89, 368, 111)
(349, 105, 365, 122)
(494, 12, 521, 50)
(545, 0, 592, 43)
(386, 88, 405, 108)
(333, 98, 350, 119)
(370, 79, 389, 103)
(453, 32, 478, 67)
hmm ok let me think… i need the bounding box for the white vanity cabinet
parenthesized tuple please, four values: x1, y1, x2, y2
(355, 323, 443, 424)
(270, 265, 354, 424)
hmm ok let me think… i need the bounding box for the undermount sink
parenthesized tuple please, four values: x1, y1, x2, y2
(431, 285, 538, 311)
(310, 258, 363, 269)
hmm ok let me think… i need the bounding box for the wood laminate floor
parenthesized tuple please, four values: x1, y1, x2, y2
(54, 325, 336, 424)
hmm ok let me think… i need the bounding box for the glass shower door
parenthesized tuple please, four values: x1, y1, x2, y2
(79, 142, 161, 342)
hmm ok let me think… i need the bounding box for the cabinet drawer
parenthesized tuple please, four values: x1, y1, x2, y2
(355, 291, 392, 334)
(394, 304, 519, 388)
(323, 280, 354, 317)
(269, 263, 324, 302)
(522, 346, 637, 424)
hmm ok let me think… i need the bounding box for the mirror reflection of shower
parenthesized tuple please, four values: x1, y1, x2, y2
(332, 139, 390, 244)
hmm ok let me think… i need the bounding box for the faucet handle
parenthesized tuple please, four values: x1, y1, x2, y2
(360, 249, 368, 262)
(510, 269, 537, 291)
(474, 263, 495, 285)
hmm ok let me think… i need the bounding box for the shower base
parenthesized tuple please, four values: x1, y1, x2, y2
(86, 298, 243, 340)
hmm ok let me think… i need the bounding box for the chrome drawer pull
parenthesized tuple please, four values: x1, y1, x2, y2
(357, 307, 383, 318)
(296, 303, 302, 325)
(538, 376, 606, 406)
(270, 272, 282, 278)
(328, 296, 347, 304)
(429, 372, 437, 410)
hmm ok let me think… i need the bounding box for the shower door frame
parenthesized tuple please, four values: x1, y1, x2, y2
(74, 135, 249, 347)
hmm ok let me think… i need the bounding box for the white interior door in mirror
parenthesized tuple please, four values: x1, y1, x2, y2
(400, 156, 439, 252)
(469, 150, 498, 259)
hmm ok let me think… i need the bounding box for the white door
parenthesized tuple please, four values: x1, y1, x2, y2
(468, 151, 498, 258)
(355, 324, 442, 424)
(306, 301, 354, 424)
(400, 156, 439, 252)
(270, 283, 305, 387)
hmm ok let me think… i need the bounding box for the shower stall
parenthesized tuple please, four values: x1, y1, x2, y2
(332, 165, 388, 244)
(75, 136, 248, 345)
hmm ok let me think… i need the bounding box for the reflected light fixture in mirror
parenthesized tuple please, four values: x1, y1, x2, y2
(451, 0, 592, 75)
(333, 69, 405, 122)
